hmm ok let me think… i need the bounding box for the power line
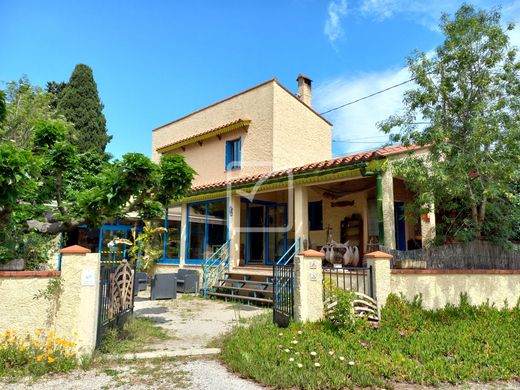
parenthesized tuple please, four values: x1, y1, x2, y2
(320, 77, 415, 115)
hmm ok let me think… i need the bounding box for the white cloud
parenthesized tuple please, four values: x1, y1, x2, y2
(314, 67, 411, 156)
(359, 0, 520, 31)
(324, 0, 348, 44)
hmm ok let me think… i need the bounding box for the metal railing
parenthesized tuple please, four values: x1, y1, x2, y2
(322, 266, 373, 299)
(276, 238, 301, 265)
(202, 240, 230, 298)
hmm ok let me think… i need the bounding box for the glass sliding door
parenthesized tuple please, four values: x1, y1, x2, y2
(266, 204, 287, 265)
(206, 200, 227, 258)
(186, 199, 228, 264)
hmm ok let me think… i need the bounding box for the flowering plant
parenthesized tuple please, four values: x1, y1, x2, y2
(0, 328, 78, 377)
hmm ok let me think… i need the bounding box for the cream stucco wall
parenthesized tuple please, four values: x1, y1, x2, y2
(152, 81, 275, 186)
(390, 271, 520, 309)
(0, 253, 100, 355)
(272, 82, 332, 171)
(307, 184, 369, 253)
(152, 79, 332, 187)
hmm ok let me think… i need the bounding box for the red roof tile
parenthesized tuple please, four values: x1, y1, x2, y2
(189, 145, 422, 193)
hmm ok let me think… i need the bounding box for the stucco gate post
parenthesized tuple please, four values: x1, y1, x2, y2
(293, 250, 324, 323)
(58, 245, 101, 355)
(364, 251, 392, 309)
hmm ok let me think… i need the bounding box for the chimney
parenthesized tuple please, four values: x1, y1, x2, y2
(296, 74, 312, 106)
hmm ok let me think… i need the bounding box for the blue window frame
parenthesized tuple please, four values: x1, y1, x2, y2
(308, 200, 323, 231)
(225, 138, 241, 170)
(157, 206, 182, 265)
(185, 198, 228, 265)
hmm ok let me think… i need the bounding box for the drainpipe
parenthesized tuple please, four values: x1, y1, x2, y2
(360, 163, 384, 244)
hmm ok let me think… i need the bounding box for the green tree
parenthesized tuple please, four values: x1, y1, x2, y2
(57, 64, 112, 154)
(46, 81, 67, 110)
(1, 77, 73, 148)
(380, 5, 520, 244)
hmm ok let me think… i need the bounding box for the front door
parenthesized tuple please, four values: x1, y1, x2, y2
(245, 201, 287, 265)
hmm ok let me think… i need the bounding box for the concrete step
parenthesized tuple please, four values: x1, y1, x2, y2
(215, 285, 273, 295)
(206, 291, 272, 304)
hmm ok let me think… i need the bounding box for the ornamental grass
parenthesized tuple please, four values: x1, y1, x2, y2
(0, 328, 78, 377)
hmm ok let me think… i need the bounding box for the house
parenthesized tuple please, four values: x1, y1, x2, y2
(150, 76, 436, 301)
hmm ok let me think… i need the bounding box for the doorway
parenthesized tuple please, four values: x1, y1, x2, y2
(244, 200, 287, 265)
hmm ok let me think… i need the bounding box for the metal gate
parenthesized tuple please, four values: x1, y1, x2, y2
(272, 263, 294, 327)
(96, 261, 135, 348)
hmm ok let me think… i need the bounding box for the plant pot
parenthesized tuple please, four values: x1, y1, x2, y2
(0, 259, 26, 271)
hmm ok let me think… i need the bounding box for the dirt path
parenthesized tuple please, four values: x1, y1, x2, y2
(2, 293, 268, 389)
(130, 293, 268, 357)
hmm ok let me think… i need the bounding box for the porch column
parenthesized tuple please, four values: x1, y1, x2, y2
(179, 203, 188, 267)
(381, 168, 396, 249)
(421, 203, 436, 247)
(228, 194, 241, 269)
(294, 185, 309, 250)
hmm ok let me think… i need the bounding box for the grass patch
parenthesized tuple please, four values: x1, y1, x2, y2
(220, 294, 520, 389)
(99, 316, 171, 355)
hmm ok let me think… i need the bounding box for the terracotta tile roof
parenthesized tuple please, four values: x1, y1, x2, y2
(156, 119, 251, 153)
(189, 145, 422, 193)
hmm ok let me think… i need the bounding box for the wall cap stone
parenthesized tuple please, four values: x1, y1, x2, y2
(392, 269, 520, 274)
(0, 270, 61, 278)
(60, 245, 91, 254)
(298, 249, 324, 258)
(364, 251, 393, 259)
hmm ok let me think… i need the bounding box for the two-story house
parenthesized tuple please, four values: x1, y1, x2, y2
(151, 75, 435, 302)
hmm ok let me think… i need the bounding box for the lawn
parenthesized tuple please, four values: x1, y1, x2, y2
(219, 294, 520, 389)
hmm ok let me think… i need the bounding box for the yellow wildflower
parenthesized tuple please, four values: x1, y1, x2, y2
(47, 349, 54, 355)
(36, 355, 43, 362)
(47, 356, 55, 363)
(19, 346, 26, 352)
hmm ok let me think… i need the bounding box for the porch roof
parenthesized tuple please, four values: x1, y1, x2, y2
(188, 144, 421, 195)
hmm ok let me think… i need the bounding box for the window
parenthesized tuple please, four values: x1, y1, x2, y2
(225, 138, 241, 170)
(186, 199, 227, 264)
(308, 200, 323, 231)
(157, 206, 182, 264)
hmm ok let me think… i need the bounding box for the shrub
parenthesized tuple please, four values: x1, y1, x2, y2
(0, 329, 77, 378)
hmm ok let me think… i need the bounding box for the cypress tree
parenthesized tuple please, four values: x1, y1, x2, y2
(58, 64, 111, 153)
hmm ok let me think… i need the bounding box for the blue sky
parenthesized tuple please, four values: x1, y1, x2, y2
(1, 0, 519, 158)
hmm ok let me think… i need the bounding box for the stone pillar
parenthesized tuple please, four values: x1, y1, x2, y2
(228, 194, 241, 268)
(294, 185, 309, 250)
(294, 250, 324, 323)
(421, 203, 436, 247)
(364, 251, 392, 309)
(381, 169, 396, 249)
(179, 203, 188, 267)
(57, 245, 100, 355)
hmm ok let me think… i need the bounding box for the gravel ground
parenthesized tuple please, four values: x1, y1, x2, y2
(1, 358, 265, 389)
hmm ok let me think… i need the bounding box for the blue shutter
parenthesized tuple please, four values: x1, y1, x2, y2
(225, 141, 232, 170)
(235, 138, 241, 169)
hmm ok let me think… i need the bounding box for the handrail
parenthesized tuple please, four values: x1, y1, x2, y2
(203, 240, 230, 298)
(276, 238, 301, 266)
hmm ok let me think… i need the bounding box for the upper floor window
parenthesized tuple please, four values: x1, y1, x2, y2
(225, 138, 241, 170)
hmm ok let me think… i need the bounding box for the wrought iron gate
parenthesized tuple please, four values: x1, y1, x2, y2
(96, 261, 135, 348)
(272, 263, 294, 327)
